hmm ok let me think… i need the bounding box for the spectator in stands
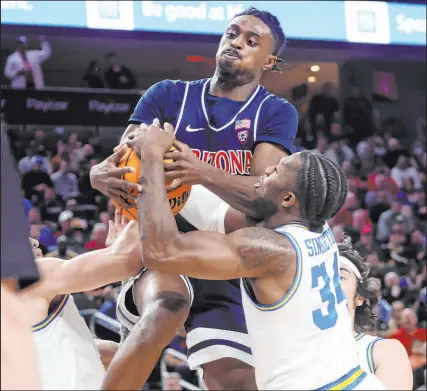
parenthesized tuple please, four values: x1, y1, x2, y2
(317, 136, 354, 166)
(4, 35, 51, 89)
(390, 308, 426, 361)
(51, 160, 79, 201)
(83, 60, 105, 89)
(376, 198, 403, 242)
(343, 84, 374, 147)
(51, 141, 68, 173)
(354, 225, 380, 259)
(308, 82, 338, 138)
(30, 129, 52, 158)
(84, 223, 108, 251)
(45, 235, 79, 260)
(367, 190, 391, 224)
(383, 271, 407, 304)
(19, 147, 52, 175)
(104, 52, 136, 90)
(351, 209, 372, 231)
(297, 115, 316, 150)
(28, 207, 43, 225)
(56, 210, 75, 239)
(39, 187, 64, 223)
(67, 133, 79, 151)
(391, 155, 422, 189)
(329, 191, 359, 227)
(383, 137, 409, 169)
(29, 223, 56, 253)
(21, 155, 54, 200)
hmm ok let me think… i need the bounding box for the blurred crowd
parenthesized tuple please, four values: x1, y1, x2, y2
(3, 36, 137, 90)
(3, 73, 426, 389)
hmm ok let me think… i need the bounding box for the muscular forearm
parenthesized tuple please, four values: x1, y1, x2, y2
(139, 150, 180, 258)
(201, 165, 262, 218)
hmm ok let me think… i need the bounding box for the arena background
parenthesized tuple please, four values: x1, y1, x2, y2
(1, 1, 425, 390)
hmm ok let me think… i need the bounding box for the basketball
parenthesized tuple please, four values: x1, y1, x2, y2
(111, 147, 192, 221)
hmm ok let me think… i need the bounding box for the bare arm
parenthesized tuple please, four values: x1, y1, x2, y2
(202, 143, 287, 219)
(374, 339, 413, 390)
(137, 139, 292, 280)
(166, 141, 288, 219)
(26, 223, 142, 300)
(34, 38, 52, 63)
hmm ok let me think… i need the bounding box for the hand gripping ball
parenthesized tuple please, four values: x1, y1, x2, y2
(111, 147, 192, 221)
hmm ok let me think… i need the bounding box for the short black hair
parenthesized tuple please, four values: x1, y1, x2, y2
(296, 151, 348, 230)
(338, 236, 379, 332)
(233, 7, 286, 71)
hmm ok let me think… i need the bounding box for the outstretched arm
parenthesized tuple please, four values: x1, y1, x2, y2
(26, 222, 142, 300)
(132, 124, 292, 280)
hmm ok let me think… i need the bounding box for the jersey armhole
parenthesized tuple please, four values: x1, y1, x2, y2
(242, 231, 302, 312)
(367, 338, 383, 373)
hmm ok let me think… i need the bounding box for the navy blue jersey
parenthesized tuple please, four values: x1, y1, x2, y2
(130, 79, 298, 175)
(129, 79, 298, 369)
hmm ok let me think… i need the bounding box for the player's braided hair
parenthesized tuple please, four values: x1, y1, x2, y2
(296, 151, 347, 230)
(234, 7, 287, 71)
(338, 236, 379, 332)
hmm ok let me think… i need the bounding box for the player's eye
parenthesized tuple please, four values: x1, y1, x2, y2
(248, 39, 258, 47)
(226, 32, 237, 39)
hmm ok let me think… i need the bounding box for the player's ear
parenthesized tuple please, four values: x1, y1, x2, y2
(281, 191, 295, 208)
(263, 55, 277, 71)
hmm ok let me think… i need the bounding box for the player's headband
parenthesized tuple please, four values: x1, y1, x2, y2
(339, 256, 362, 280)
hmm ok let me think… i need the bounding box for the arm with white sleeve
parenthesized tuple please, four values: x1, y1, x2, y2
(179, 185, 255, 234)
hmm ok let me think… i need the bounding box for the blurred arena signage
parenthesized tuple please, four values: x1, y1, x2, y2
(1, 1, 425, 47)
(1, 87, 140, 126)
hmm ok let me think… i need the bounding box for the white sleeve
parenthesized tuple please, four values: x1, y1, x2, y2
(179, 185, 229, 234)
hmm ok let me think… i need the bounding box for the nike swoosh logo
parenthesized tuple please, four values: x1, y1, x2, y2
(186, 125, 204, 132)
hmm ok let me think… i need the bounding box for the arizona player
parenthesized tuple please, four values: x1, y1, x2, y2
(338, 237, 413, 390)
(92, 7, 297, 390)
(128, 122, 386, 390)
(21, 214, 142, 390)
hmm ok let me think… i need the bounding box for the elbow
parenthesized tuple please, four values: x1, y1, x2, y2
(143, 236, 181, 271)
(142, 246, 165, 271)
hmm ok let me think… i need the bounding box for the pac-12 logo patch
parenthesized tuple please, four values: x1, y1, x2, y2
(237, 130, 248, 144)
(236, 119, 250, 145)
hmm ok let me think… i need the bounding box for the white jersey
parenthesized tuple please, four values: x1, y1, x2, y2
(32, 294, 105, 390)
(355, 333, 383, 374)
(241, 223, 364, 390)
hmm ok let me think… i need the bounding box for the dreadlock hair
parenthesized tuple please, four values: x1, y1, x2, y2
(233, 7, 287, 71)
(338, 236, 380, 332)
(295, 150, 348, 231)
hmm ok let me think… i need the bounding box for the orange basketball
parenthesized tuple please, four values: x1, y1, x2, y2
(111, 147, 192, 221)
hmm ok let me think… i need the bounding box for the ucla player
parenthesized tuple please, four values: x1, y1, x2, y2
(20, 214, 142, 390)
(338, 238, 413, 390)
(127, 121, 386, 390)
(92, 7, 297, 390)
